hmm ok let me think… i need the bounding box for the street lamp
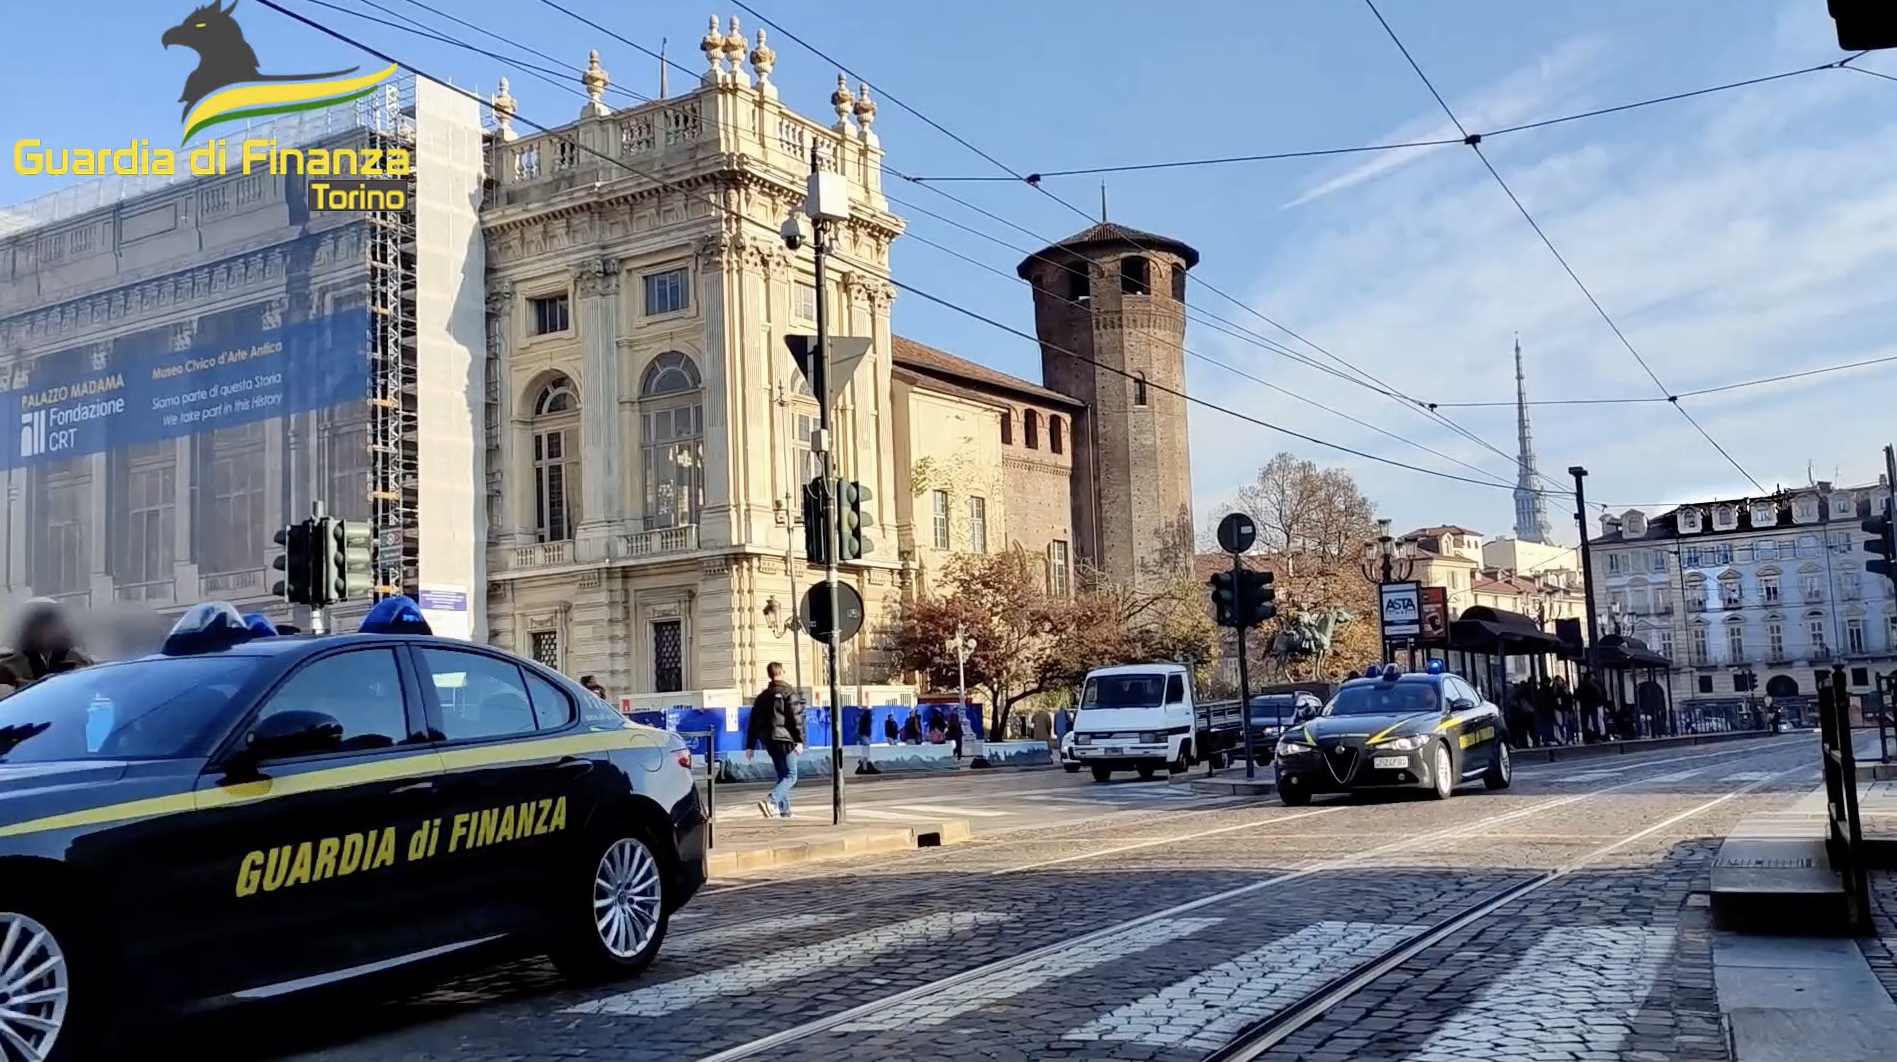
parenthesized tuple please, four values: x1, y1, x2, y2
(1359, 517, 1417, 663)
(946, 625, 977, 742)
(761, 596, 804, 709)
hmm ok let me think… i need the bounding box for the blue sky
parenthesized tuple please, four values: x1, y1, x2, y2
(5, 0, 1894, 545)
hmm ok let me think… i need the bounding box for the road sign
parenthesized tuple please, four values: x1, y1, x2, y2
(1216, 512, 1256, 555)
(1379, 581, 1422, 638)
(800, 581, 866, 645)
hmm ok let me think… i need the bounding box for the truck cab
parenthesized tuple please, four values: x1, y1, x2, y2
(1071, 662, 1202, 781)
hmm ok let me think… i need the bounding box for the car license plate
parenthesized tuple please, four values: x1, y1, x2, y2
(1373, 755, 1408, 769)
(1104, 746, 1124, 755)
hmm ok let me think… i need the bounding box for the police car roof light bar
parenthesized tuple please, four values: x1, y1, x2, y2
(162, 602, 260, 656)
(241, 613, 282, 638)
(360, 595, 432, 636)
(1380, 663, 1402, 681)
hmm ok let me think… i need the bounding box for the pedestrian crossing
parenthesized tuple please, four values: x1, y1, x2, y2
(563, 910, 1691, 1059)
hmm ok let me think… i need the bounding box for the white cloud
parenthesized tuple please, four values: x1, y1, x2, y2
(1190, 39, 1897, 543)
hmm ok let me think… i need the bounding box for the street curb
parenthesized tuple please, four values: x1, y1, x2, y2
(705, 819, 972, 878)
(1189, 774, 1276, 797)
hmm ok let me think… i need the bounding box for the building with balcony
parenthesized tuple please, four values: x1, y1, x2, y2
(0, 79, 487, 633)
(1590, 479, 1897, 709)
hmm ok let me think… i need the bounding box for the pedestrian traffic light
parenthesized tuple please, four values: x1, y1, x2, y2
(1239, 569, 1277, 626)
(800, 477, 828, 565)
(1209, 571, 1238, 628)
(271, 520, 315, 606)
(1865, 513, 1895, 585)
(335, 520, 375, 601)
(1831, 0, 1897, 51)
(838, 480, 874, 560)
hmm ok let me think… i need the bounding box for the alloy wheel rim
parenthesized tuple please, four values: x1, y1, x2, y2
(0, 912, 69, 1062)
(1499, 743, 1511, 780)
(593, 838, 663, 960)
(1435, 746, 1452, 795)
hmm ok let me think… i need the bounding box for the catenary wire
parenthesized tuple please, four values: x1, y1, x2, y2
(255, 0, 1530, 495)
(728, 0, 1570, 499)
(1362, 0, 1766, 495)
(905, 57, 1856, 182)
(1429, 351, 1897, 407)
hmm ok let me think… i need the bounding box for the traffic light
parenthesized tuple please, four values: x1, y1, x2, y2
(838, 480, 874, 560)
(800, 477, 828, 565)
(1240, 569, 1277, 626)
(271, 519, 315, 606)
(315, 516, 343, 608)
(1209, 571, 1238, 628)
(1865, 513, 1895, 585)
(1831, 0, 1897, 50)
(336, 520, 375, 601)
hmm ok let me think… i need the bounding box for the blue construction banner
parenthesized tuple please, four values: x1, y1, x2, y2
(0, 308, 370, 471)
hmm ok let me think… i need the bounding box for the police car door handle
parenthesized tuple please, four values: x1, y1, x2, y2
(558, 757, 593, 775)
(392, 781, 436, 795)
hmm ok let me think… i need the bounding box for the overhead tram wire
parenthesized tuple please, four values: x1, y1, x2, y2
(254, 0, 1528, 495)
(728, 0, 1570, 499)
(905, 56, 1862, 182)
(1431, 350, 1897, 408)
(1362, 0, 1765, 495)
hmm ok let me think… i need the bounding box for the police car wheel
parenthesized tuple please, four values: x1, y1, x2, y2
(1279, 780, 1311, 807)
(1484, 742, 1512, 790)
(550, 831, 669, 982)
(1427, 742, 1456, 800)
(0, 907, 79, 1062)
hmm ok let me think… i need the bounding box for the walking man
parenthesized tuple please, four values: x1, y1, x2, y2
(745, 662, 803, 818)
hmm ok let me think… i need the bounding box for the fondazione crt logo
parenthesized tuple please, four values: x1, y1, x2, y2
(11, 1, 410, 211)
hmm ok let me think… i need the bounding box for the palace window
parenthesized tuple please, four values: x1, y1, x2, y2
(532, 376, 580, 542)
(530, 293, 570, 336)
(640, 352, 705, 529)
(643, 268, 690, 316)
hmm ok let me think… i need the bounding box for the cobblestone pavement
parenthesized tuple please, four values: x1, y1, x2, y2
(147, 733, 1833, 1062)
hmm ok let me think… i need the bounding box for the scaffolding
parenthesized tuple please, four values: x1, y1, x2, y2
(364, 92, 420, 600)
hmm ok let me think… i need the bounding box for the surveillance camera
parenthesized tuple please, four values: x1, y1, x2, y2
(780, 214, 808, 251)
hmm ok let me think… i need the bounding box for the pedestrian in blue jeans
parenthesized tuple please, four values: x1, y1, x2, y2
(745, 662, 804, 818)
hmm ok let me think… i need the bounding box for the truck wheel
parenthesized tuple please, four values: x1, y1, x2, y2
(1090, 765, 1112, 783)
(1169, 743, 1192, 774)
(1063, 762, 1080, 774)
(1137, 764, 1156, 780)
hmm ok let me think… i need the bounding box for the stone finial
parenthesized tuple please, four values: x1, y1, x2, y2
(723, 17, 751, 87)
(750, 28, 776, 97)
(831, 73, 856, 132)
(579, 50, 611, 118)
(700, 15, 726, 83)
(853, 81, 877, 145)
(490, 77, 518, 141)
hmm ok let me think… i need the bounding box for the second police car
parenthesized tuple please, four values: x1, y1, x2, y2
(0, 599, 707, 1061)
(1274, 661, 1511, 806)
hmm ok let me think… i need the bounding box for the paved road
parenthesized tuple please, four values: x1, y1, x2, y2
(158, 732, 1843, 1062)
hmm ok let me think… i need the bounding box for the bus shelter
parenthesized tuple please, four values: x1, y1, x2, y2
(1438, 605, 1568, 703)
(1591, 633, 1676, 737)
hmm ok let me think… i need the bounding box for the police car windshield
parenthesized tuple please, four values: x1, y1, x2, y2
(1081, 675, 1165, 708)
(0, 657, 253, 763)
(1327, 682, 1440, 717)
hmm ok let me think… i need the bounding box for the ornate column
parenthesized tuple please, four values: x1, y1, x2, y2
(485, 281, 527, 545)
(573, 256, 623, 545)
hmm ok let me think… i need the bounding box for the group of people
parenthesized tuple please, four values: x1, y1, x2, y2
(1501, 673, 1634, 747)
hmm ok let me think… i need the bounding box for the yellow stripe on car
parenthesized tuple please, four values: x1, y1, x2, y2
(0, 727, 666, 840)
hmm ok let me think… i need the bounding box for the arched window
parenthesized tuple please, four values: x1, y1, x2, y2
(640, 351, 704, 529)
(1683, 572, 1706, 612)
(999, 409, 1013, 446)
(1024, 409, 1040, 450)
(1170, 265, 1187, 302)
(532, 374, 580, 542)
(1119, 256, 1150, 295)
(1132, 372, 1148, 407)
(1049, 415, 1064, 455)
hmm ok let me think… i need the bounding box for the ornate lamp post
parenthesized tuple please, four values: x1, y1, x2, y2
(946, 625, 978, 747)
(761, 596, 804, 705)
(1359, 518, 1418, 663)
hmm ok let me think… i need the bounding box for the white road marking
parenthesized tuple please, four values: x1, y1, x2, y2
(1719, 771, 1772, 782)
(564, 912, 1009, 1017)
(992, 807, 1346, 875)
(1401, 926, 1673, 1061)
(1645, 769, 1704, 783)
(836, 917, 1224, 1031)
(877, 803, 1014, 818)
(1065, 921, 1423, 1050)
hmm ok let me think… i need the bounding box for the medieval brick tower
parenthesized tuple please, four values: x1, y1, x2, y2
(1019, 221, 1198, 586)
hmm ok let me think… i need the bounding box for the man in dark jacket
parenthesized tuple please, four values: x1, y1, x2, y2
(0, 598, 93, 698)
(745, 662, 803, 818)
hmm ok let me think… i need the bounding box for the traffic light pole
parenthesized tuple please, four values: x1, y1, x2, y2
(1234, 550, 1256, 780)
(810, 153, 846, 828)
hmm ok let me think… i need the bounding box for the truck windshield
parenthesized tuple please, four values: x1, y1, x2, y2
(1081, 674, 1166, 708)
(0, 657, 255, 764)
(1327, 682, 1440, 717)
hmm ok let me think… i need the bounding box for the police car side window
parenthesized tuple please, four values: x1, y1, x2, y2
(523, 671, 576, 730)
(418, 648, 539, 742)
(255, 649, 408, 754)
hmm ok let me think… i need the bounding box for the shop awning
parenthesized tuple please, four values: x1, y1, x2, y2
(1446, 605, 1565, 655)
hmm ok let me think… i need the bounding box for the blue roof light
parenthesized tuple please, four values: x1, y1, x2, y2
(1425, 658, 1445, 675)
(162, 602, 258, 656)
(361, 595, 433, 636)
(1380, 663, 1402, 681)
(242, 612, 280, 638)
(1364, 665, 1381, 678)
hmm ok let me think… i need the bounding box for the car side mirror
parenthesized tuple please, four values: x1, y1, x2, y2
(1449, 699, 1477, 713)
(1295, 706, 1317, 721)
(229, 710, 344, 773)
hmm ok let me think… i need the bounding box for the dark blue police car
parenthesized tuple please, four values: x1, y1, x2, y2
(1274, 661, 1511, 805)
(0, 600, 706, 1060)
